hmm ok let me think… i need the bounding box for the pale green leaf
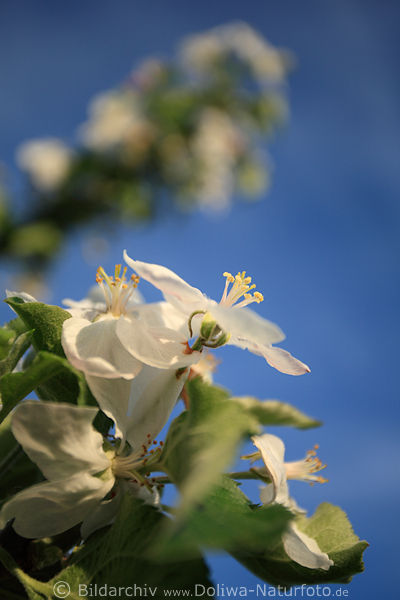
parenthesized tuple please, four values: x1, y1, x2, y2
(234, 502, 368, 586)
(154, 476, 292, 559)
(161, 378, 259, 514)
(232, 396, 321, 429)
(0, 330, 33, 378)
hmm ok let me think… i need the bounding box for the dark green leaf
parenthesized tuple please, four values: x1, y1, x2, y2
(0, 351, 97, 425)
(0, 415, 42, 509)
(0, 352, 66, 424)
(48, 495, 214, 599)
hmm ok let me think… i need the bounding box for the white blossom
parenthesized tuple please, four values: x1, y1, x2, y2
(251, 433, 333, 570)
(80, 90, 154, 154)
(16, 138, 72, 192)
(123, 253, 310, 376)
(61, 263, 199, 381)
(0, 368, 187, 539)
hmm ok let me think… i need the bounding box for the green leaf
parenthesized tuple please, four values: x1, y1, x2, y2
(5, 299, 71, 357)
(0, 318, 28, 361)
(0, 331, 33, 378)
(161, 378, 259, 514)
(234, 503, 368, 587)
(46, 495, 214, 599)
(0, 546, 54, 600)
(2, 300, 98, 408)
(0, 415, 42, 509)
(0, 352, 66, 424)
(232, 396, 321, 429)
(154, 476, 292, 560)
(0, 351, 97, 425)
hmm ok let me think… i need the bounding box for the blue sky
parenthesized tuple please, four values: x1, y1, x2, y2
(1, 1, 399, 597)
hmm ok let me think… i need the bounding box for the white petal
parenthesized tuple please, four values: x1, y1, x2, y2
(11, 401, 110, 480)
(125, 479, 161, 507)
(85, 375, 131, 440)
(123, 251, 204, 304)
(259, 484, 275, 505)
(81, 487, 121, 539)
(210, 303, 285, 346)
(283, 522, 334, 570)
(116, 316, 199, 370)
(252, 434, 289, 505)
(6, 290, 37, 303)
(259, 346, 311, 376)
(125, 366, 188, 450)
(0, 473, 114, 538)
(62, 316, 143, 378)
(131, 301, 189, 335)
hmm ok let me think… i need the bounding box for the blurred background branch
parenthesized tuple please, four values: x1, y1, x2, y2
(0, 22, 292, 284)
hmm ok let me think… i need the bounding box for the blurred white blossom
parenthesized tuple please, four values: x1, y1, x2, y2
(191, 108, 244, 211)
(16, 138, 72, 192)
(181, 22, 288, 84)
(80, 90, 155, 156)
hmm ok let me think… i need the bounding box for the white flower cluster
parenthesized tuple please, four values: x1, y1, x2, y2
(0, 253, 332, 571)
(15, 23, 288, 211)
(180, 21, 288, 85)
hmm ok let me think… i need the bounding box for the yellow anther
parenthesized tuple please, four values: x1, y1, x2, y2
(220, 269, 264, 308)
(96, 264, 141, 316)
(223, 271, 235, 283)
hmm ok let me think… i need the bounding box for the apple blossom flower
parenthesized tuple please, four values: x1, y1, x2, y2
(0, 369, 187, 539)
(123, 252, 310, 376)
(61, 263, 199, 381)
(250, 433, 332, 570)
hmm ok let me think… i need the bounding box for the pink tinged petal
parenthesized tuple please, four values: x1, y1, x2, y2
(210, 303, 285, 346)
(259, 346, 311, 376)
(116, 316, 199, 370)
(0, 473, 114, 538)
(11, 401, 110, 480)
(62, 316, 143, 379)
(85, 375, 132, 441)
(125, 366, 188, 450)
(252, 434, 289, 505)
(283, 522, 334, 570)
(123, 251, 204, 304)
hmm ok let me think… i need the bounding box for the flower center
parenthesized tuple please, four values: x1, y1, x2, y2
(111, 434, 164, 489)
(220, 271, 264, 308)
(285, 445, 328, 484)
(96, 264, 140, 317)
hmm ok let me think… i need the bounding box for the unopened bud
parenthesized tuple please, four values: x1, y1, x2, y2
(200, 312, 217, 341)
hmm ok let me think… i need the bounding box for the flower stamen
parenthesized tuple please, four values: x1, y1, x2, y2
(220, 271, 264, 308)
(285, 445, 328, 485)
(96, 264, 140, 317)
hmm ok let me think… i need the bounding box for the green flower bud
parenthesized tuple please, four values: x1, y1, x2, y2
(200, 311, 217, 340)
